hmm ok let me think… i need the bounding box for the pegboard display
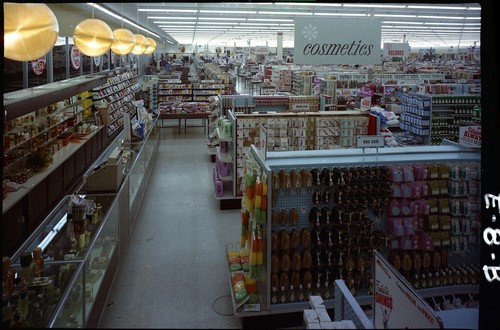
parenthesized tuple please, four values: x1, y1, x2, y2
(261, 146, 480, 310)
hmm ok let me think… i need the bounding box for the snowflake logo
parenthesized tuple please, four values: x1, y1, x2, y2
(302, 24, 318, 41)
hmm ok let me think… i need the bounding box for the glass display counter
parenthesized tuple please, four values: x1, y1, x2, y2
(5, 119, 159, 328)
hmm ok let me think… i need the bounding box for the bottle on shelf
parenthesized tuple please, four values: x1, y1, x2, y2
(297, 284, 305, 302)
(289, 285, 296, 303)
(271, 286, 278, 305)
(278, 286, 287, 304)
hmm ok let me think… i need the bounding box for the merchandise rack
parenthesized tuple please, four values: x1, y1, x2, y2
(233, 143, 480, 317)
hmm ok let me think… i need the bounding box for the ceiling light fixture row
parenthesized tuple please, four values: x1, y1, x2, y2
(3, 2, 159, 62)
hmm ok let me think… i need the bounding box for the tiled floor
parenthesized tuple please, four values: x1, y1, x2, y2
(98, 70, 253, 329)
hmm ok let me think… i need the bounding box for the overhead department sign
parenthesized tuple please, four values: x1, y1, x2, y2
(294, 18, 381, 65)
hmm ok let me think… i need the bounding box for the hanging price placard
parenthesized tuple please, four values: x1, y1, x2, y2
(31, 56, 46, 76)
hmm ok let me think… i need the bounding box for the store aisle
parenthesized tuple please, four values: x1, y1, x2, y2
(98, 127, 243, 329)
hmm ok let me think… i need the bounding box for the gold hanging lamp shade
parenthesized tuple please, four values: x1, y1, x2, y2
(73, 18, 113, 57)
(143, 37, 157, 55)
(111, 28, 136, 55)
(4, 2, 59, 62)
(131, 34, 148, 55)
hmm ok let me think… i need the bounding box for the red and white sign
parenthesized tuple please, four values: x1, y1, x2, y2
(373, 250, 442, 329)
(255, 46, 269, 55)
(459, 125, 481, 148)
(70, 45, 81, 70)
(31, 56, 46, 76)
(360, 96, 372, 110)
(383, 43, 410, 59)
(94, 55, 101, 67)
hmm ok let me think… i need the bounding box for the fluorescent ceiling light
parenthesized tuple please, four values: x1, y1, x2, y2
(258, 11, 313, 15)
(239, 22, 281, 26)
(383, 21, 424, 25)
(197, 22, 235, 25)
(314, 13, 368, 17)
(273, 2, 341, 6)
(374, 14, 417, 18)
(406, 5, 469, 10)
(343, 4, 407, 8)
(425, 22, 480, 26)
(198, 17, 247, 21)
(87, 3, 160, 38)
(154, 21, 197, 25)
(148, 16, 197, 20)
(417, 15, 466, 19)
(464, 17, 481, 20)
(199, 10, 256, 14)
(247, 18, 293, 22)
(138, 8, 198, 13)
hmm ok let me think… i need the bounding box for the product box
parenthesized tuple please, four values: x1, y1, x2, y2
(303, 309, 320, 329)
(309, 295, 324, 309)
(315, 307, 331, 322)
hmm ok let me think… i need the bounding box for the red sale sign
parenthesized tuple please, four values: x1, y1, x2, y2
(71, 45, 81, 70)
(31, 56, 46, 75)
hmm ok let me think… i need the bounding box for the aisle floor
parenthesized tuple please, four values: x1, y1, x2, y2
(98, 127, 244, 329)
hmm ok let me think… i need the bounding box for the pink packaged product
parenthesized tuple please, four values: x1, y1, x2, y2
(220, 140, 228, 153)
(410, 234, 420, 250)
(413, 164, 428, 180)
(403, 218, 415, 236)
(418, 231, 434, 251)
(410, 200, 420, 216)
(219, 162, 229, 177)
(410, 182, 423, 199)
(402, 165, 415, 182)
(416, 181, 429, 197)
(392, 183, 402, 198)
(388, 165, 404, 182)
(400, 183, 412, 198)
(390, 237, 399, 249)
(417, 199, 430, 215)
(400, 199, 411, 216)
(399, 236, 412, 250)
(388, 199, 401, 217)
(387, 218, 405, 236)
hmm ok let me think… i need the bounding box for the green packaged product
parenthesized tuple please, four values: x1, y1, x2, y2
(230, 263, 242, 272)
(242, 262, 250, 272)
(248, 293, 259, 304)
(234, 288, 248, 302)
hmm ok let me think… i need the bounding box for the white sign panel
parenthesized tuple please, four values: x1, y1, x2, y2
(255, 46, 269, 55)
(294, 18, 381, 65)
(383, 42, 410, 59)
(459, 125, 481, 148)
(357, 135, 384, 148)
(373, 250, 443, 329)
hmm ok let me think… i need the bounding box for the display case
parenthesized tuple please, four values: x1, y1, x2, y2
(5, 119, 159, 328)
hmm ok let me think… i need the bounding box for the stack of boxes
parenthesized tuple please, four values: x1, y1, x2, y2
(271, 66, 292, 92)
(315, 116, 369, 149)
(303, 296, 356, 329)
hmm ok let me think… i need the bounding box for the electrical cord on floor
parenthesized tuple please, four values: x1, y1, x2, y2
(212, 295, 234, 316)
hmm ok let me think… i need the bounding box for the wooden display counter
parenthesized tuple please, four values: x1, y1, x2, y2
(157, 112, 209, 133)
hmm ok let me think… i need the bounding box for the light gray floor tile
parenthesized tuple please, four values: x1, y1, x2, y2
(98, 127, 242, 329)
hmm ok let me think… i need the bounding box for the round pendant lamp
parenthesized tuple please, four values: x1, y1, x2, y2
(111, 28, 136, 55)
(4, 3, 59, 62)
(73, 18, 113, 57)
(131, 34, 148, 55)
(144, 37, 157, 55)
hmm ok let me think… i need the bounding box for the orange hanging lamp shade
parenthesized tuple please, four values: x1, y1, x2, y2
(131, 34, 148, 55)
(73, 18, 113, 57)
(4, 2, 59, 61)
(144, 37, 157, 55)
(111, 28, 136, 55)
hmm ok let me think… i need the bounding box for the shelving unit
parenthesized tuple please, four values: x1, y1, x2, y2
(192, 80, 223, 102)
(231, 143, 480, 318)
(157, 81, 192, 105)
(91, 71, 140, 138)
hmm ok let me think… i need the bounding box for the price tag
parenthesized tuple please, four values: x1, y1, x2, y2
(292, 103, 310, 111)
(356, 135, 384, 148)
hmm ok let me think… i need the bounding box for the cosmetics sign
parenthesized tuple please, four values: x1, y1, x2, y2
(294, 18, 381, 65)
(373, 250, 442, 329)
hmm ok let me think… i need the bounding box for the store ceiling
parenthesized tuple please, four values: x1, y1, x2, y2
(69, 2, 481, 50)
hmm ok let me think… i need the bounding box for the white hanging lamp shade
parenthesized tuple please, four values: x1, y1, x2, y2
(143, 37, 157, 55)
(131, 34, 148, 55)
(4, 2, 59, 61)
(73, 18, 113, 57)
(111, 28, 136, 55)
